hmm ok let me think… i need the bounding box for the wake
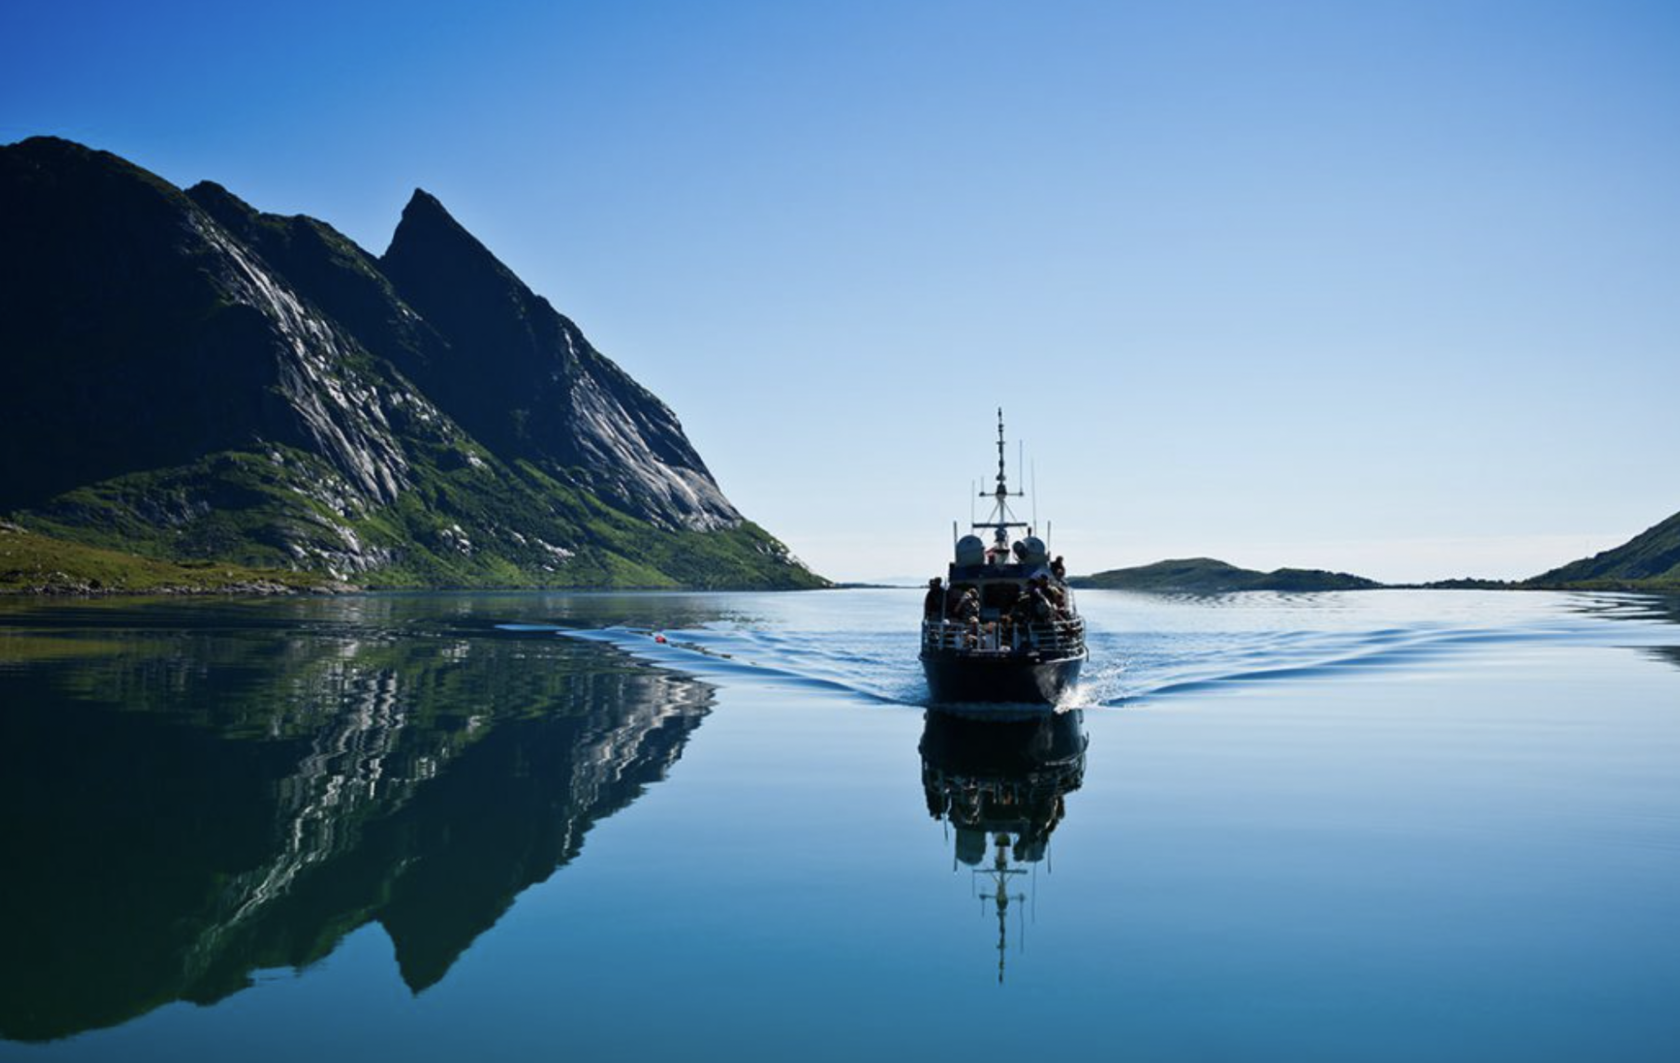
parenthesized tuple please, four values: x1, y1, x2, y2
(497, 599, 1675, 709)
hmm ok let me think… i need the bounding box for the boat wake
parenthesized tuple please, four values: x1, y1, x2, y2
(495, 591, 1680, 711)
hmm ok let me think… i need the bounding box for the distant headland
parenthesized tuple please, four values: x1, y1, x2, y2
(1070, 558, 1379, 593)
(1071, 510, 1680, 594)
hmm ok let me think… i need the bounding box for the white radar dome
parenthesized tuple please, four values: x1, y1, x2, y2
(1017, 536, 1048, 565)
(954, 535, 986, 567)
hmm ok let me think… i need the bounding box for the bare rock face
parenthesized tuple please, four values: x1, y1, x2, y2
(0, 138, 433, 512)
(379, 189, 741, 531)
(0, 137, 820, 588)
(188, 213, 415, 506)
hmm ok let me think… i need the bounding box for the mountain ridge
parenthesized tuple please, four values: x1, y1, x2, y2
(0, 136, 822, 590)
(378, 185, 740, 531)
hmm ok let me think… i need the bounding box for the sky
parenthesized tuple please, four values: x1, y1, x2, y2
(4, 0, 1677, 583)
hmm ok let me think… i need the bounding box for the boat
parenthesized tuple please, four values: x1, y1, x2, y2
(919, 410, 1087, 705)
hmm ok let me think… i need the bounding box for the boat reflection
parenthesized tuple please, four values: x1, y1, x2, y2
(919, 708, 1087, 983)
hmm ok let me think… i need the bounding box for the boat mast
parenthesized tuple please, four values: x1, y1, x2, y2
(977, 832, 1028, 985)
(976, 408, 1028, 555)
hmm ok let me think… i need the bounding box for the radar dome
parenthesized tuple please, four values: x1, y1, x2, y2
(955, 535, 986, 566)
(1017, 536, 1048, 565)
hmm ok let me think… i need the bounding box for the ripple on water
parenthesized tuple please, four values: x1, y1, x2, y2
(498, 589, 1680, 710)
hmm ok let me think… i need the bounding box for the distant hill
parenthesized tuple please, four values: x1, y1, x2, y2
(1528, 511, 1680, 591)
(0, 137, 823, 590)
(1071, 557, 1380, 593)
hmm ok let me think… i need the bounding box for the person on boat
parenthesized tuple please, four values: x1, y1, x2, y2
(1051, 555, 1066, 582)
(959, 600, 983, 648)
(1026, 579, 1054, 622)
(1002, 599, 1023, 649)
(953, 587, 980, 622)
(1042, 577, 1068, 615)
(1012, 580, 1049, 650)
(924, 577, 945, 618)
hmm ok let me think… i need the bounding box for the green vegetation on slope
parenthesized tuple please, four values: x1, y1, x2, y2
(1071, 557, 1380, 593)
(1527, 510, 1680, 591)
(0, 522, 328, 594)
(16, 442, 826, 591)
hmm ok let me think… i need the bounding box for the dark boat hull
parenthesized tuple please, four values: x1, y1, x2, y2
(920, 651, 1084, 705)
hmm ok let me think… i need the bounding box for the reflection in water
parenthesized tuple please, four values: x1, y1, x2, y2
(5, 590, 1678, 1057)
(920, 709, 1087, 983)
(0, 626, 712, 1043)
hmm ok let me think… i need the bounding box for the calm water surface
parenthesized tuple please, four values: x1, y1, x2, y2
(2, 589, 1678, 1061)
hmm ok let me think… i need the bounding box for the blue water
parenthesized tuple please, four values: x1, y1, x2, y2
(2, 589, 1678, 1061)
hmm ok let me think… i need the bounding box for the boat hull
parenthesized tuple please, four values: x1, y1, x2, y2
(920, 651, 1084, 706)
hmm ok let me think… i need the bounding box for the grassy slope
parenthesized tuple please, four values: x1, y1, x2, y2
(14, 442, 826, 592)
(0, 522, 327, 594)
(1526, 511, 1680, 591)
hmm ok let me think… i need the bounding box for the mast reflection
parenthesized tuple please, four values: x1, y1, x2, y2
(920, 708, 1087, 983)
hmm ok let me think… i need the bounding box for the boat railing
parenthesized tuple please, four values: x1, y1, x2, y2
(921, 615, 1085, 656)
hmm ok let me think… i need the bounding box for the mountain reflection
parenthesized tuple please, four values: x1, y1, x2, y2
(920, 709, 1087, 982)
(1560, 592, 1680, 672)
(0, 626, 711, 1043)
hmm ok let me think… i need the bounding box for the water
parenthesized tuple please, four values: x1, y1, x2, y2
(2, 589, 1678, 1061)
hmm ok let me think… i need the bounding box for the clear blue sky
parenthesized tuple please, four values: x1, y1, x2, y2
(5, 0, 1677, 582)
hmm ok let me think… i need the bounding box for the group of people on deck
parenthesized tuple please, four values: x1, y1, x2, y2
(922, 554, 1073, 651)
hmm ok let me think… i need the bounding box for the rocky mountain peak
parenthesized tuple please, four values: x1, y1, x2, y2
(376, 186, 742, 532)
(383, 188, 508, 284)
(185, 180, 258, 225)
(397, 187, 452, 225)
(0, 137, 814, 586)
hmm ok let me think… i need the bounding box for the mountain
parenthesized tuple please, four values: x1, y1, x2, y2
(0, 136, 822, 589)
(1528, 511, 1680, 590)
(1071, 557, 1380, 593)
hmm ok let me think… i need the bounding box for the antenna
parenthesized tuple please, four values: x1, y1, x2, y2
(1021, 460, 1034, 534)
(986, 411, 1010, 495)
(974, 409, 1029, 554)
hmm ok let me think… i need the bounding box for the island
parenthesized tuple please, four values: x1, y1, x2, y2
(1069, 557, 1380, 593)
